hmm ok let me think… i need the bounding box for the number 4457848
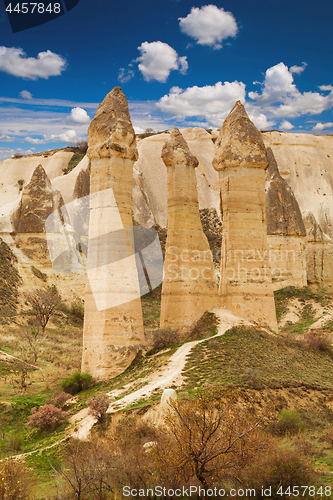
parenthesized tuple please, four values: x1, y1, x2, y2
(6, 3, 61, 14)
(277, 486, 331, 496)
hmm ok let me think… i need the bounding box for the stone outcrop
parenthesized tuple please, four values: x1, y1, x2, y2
(265, 147, 307, 289)
(213, 102, 278, 331)
(81, 87, 145, 380)
(303, 211, 333, 292)
(160, 128, 218, 334)
(262, 131, 333, 240)
(13, 164, 64, 234)
(11, 164, 64, 265)
(73, 167, 90, 200)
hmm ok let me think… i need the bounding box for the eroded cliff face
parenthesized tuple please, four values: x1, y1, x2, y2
(265, 147, 307, 289)
(303, 211, 333, 292)
(160, 128, 218, 335)
(262, 131, 333, 240)
(82, 87, 145, 381)
(213, 102, 278, 331)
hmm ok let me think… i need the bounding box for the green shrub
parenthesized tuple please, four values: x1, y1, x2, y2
(70, 301, 84, 320)
(270, 409, 304, 436)
(0, 459, 32, 499)
(61, 371, 94, 395)
(243, 445, 316, 498)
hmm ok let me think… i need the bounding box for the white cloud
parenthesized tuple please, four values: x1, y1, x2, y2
(157, 81, 246, 128)
(67, 107, 90, 124)
(136, 41, 188, 82)
(44, 129, 79, 143)
(0, 134, 16, 142)
(178, 56, 188, 75)
(247, 109, 275, 130)
(0, 147, 33, 161)
(320, 85, 333, 92)
(280, 120, 294, 130)
(19, 90, 33, 99)
(179, 5, 238, 49)
(24, 136, 45, 144)
(249, 62, 333, 117)
(248, 62, 297, 103)
(0, 46, 66, 80)
(290, 62, 307, 75)
(118, 67, 135, 83)
(312, 122, 333, 131)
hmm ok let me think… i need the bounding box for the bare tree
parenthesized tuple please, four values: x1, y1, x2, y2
(22, 326, 43, 363)
(26, 285, 61, 332)
(10, 363, 34, 391)
(152, 386, 266, 487)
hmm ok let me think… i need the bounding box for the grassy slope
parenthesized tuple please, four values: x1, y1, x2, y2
(1, 286, 333, 495)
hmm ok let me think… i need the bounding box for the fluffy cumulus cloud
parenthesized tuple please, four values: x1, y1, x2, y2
(0, 46, 66, 79)
(249, 62, 333, 117)
(156, 61, 333, 130)
(157, 81, 247, 128)
(280, 120, 294, 130)
(19, 90, 33, 99)
(312, 122, 333, 131)
(44, 129, 79, 143)
(179, 5, 238, 49)
(67, 107, 90, 124)
(136, 41, 188, 82)
(24, 136, 45, 144)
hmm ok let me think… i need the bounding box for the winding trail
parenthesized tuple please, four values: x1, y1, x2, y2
(71, 309, 248, 440)
(1, 309, 248, 460)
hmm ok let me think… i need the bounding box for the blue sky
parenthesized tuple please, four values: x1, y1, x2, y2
(0, 0, 333, 160)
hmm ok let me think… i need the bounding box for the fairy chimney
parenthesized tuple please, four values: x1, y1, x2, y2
(81, 87, 145, 380)
(213, 102, 278, 331)
(160, 128, 218, 335)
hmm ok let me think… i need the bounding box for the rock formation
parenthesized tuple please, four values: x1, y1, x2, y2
(303, 212, 333, 292)
(133, 128, 220, 227)
(212, 102, 278, 331)
(265, 147, 307, 289)
(160, 128, 218, 334)
(262, 131, 333, 241)
(13, 164, 64, 234)
(81, 87, 145, 380)
(11, 164, 64, 265)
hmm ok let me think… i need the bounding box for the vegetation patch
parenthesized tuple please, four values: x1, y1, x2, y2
(274, 286, 331, 322)
(182, 325, 333, 391)
(0, 238, 22, 316)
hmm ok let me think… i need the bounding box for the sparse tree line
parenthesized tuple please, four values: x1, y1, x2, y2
(0, 386, 320, 500)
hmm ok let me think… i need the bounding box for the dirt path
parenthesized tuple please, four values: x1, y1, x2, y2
(1, 309, 248, 460)
(71, 309, 248, 440)
(0, 349, 40, 370)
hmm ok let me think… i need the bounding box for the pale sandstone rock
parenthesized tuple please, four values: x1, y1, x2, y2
(134, 128, 220, 227)
(213, 102, 278, 331)
(262, 131, 333, 240)
(160, 128, 218, 335)
(265, 147, 307, 289)
(81, 87, 145, 380)
(0, 151, 73, 208)
(13, 164, 64, 234)
(303, 211, 333, 292)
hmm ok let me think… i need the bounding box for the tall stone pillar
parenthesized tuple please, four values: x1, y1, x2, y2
(212, 102, 278, 331)
(160, 128, 218, 335)
(81, 87, 145, 380)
